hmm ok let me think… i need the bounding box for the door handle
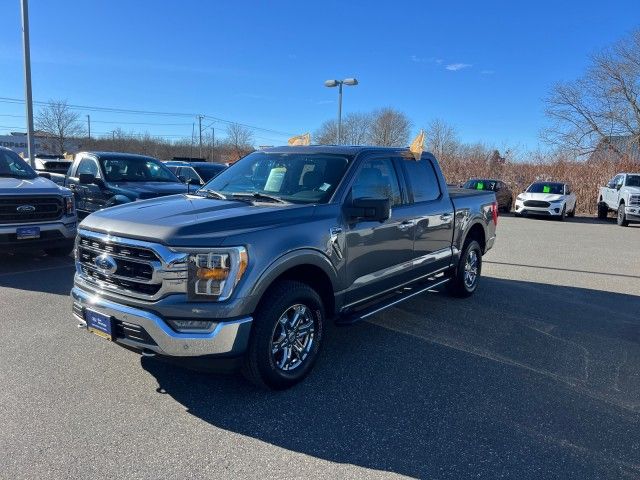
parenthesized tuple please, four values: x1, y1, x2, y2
(440, 213, 453, 222)
(397, 220, 416, 231)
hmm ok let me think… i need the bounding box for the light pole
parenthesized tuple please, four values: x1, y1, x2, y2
(324, 78, 358, 144)
(20, 0, 35, 166)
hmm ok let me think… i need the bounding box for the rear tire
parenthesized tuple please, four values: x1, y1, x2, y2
(617, 203, 629, 227)
(44, 242, 74, 257)
(242, 280, 325, 390)
(448, 240, 482, 298)
(597, 201, 608, 220)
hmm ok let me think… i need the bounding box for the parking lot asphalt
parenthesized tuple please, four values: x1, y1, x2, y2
(0, 215, 638, 479)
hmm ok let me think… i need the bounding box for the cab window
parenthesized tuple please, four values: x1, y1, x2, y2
(402, 159, 441, 202)
(76, 158, 100, 178)
(352, 158, 402, 206)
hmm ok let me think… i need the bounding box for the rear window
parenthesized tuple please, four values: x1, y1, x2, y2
(403, 159, 441, 202)
(464, 179, 497, 191)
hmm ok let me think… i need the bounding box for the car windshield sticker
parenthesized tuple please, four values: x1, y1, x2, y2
(476, 182, 484, 190)
(264, 167, 286, 192)
(543, 185, 551, 193)
(319, 182, 331, 192)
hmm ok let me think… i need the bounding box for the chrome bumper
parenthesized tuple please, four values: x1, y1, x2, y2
(71, 286, 252, 357)
(0, 219, 77, 238)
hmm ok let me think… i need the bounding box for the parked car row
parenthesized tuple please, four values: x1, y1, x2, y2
(461, 173, 640, 226)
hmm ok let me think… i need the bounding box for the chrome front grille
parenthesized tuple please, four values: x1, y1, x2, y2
(629, 195, 640, 207)
(0, 196, 63, 223)
(75, 229, 188, 301)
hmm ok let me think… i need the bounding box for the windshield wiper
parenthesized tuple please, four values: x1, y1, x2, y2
(199, 189, 228, 200)
(230, 192, 288, 204)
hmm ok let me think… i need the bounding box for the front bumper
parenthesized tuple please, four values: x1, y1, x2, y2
(0, 219, 76, 249)
(71, 286, 253, 357)
(514, 200, 564, 216)
(625, 205, 640, 221)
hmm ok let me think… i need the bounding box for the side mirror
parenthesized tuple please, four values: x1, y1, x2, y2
(188, 178, 201, 186)
(78, 173, 104, 188)
(616, 184, 622, 191)
(78, 173, 96, 185)
(177, 175, 187, 183)
(345, 197, 390, 222)
(37, 172, 51, 179)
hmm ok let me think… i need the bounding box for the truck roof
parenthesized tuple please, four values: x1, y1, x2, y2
(261, 145, 423, 156)
(77, 151, 161, 161)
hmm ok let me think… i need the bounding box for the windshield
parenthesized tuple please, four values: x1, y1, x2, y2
(0, 149, 37, 179)
(626, 175, 640, 187)
(200, 151, 352, 204)
(101, 157, 180, 182)
(463, 179, 497, 191)
(527, 182, 564, 194)
(194, 164, 226, 182)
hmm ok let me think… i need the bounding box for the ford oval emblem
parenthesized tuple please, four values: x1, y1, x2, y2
(16, 205, 36, 213)
(94, 254, 117, 274)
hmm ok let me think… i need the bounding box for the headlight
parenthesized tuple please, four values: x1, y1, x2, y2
(516, 195, 525, 201)
(186, 247, 248, 301)
(64, 196, 75, 215)
(549, 199, 564, 203)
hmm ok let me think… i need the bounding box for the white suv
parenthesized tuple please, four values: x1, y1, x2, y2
(514, 181, 577, 221)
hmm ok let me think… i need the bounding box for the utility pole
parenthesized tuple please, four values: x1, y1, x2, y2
(197, 115, 204, 158)
(20, 0, 35, 166)
(87, 114, 91, 139)
(211, 127, 216, 162)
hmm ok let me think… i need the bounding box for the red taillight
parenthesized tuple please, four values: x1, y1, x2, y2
(491, 202, 498, 225)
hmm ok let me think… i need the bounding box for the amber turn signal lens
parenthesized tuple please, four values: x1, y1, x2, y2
(196, 267, 228, 281)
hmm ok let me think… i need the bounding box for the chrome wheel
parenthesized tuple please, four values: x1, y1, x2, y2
(463, 250, 479, 289)
(270, 304, 316, 372)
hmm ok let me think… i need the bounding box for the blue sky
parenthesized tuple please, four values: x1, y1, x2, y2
(1, 0, 639, 150)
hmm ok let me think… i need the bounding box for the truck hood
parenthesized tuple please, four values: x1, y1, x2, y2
(518, 192, 567, 202)
(79, 194, 314, 246)
(0, 175, 69, 196)
(624, 186, 640, 195)
(110, 181, 188, 199)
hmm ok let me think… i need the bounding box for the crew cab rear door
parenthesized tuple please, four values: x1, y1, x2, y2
(397, 154, 455, 275)
(343, 155, 417, 303)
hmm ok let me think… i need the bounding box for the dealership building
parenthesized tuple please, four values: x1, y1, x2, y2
(0, 132, 80, 157)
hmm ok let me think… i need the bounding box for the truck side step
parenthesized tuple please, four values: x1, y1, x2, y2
(335, 275, 451, 326)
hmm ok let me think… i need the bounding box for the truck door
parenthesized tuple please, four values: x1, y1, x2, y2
(398, 155, 455, 276)
(605, 175, 619, 206)
(343, 156, 417, 304)
(74, 157, 106, 216)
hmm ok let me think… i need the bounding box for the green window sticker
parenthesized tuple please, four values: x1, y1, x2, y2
(543, 185, 551, 193)
(476, 182, 484, 190)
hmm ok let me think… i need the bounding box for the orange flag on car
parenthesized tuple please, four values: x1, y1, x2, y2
(288, 133, 311, 146)
(409, 130, 425, 160)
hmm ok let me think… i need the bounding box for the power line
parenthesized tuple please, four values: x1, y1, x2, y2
(0, 96, 297, 137)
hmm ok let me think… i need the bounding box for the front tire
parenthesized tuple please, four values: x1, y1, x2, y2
(448, 240, 482, 298)
(242, 280, 325, 390)
(567, 202, 576, 217)
(597, 201, 608, 219)
(617, 203, 629, 227)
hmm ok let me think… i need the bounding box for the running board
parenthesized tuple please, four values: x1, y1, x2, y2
(335, 275, 451, 326)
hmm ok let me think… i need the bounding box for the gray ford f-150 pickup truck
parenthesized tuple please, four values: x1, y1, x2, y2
(71, 146, 497, 389)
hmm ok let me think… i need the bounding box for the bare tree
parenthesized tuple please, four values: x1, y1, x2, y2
(314, 112, 373, 145)
(35, 100, 84, 154)
(367, 108, 411, 146)
(314, 119, 338, 144)
(424, 118, 459, 161)
(542, 28, 640, 159)
(226, 123, 254, 160)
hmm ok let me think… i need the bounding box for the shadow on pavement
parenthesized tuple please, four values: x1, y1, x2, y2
(142, 277, 640, 479)
(0, 252, 75, 296)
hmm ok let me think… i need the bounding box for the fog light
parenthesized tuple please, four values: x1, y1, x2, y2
(554, 208, 560, 213)
(166, 319, 215, 332)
